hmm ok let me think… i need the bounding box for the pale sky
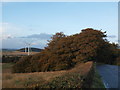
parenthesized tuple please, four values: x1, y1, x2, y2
(1, 2, 118, 49)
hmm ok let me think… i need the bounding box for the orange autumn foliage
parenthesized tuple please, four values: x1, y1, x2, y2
(13, 28, 118, 73)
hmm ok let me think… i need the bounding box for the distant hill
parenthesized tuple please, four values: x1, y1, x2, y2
(2, 49, 17, 52)
(17, 47, 43, 52)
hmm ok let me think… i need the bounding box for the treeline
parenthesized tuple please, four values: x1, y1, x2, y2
(115, 49, 120, 65)
(12, 28, 119, 73)
(2, 55, 23, 63)
(17, 47, 43, 52)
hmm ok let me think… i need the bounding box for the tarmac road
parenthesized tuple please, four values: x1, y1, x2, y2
(96, 64, 120, 89)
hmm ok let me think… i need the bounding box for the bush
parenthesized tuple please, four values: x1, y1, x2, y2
(116, 56, 120, 65)
(12, 55, 32, 73)
(2, 55, 21, 63)
(13, 28, 118, 73)
(39, 72, 82, 88)
(32, 61, 94, 88)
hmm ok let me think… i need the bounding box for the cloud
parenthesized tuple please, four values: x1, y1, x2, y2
(19, 34, 51, 49)
(2, 33, 52, 49)
(0, 22, 53, 49)
(1, 22, 31, 38)
(0, 23, 14, 40)
(0, 23, 15, 40)
(20, 33, 52, 40)
(107, 35, 116, 38)
(2, 37, 48, 49)
(1, 34, 13, 40)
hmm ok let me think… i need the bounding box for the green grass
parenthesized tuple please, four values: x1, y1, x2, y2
(91, 65, 105, 88)
(2, 63, 15, 73)
(2, 63, 14, 69)
(116, 62, 120, 66)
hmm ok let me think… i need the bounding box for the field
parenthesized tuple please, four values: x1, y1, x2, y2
(2, 51, 40, 63)
(0, 63, 2, 89)
(2, 61, 105, 88)
(2, 62, 94, 88)
(2, 51, 39, 56)
(2, 62, 67, 88)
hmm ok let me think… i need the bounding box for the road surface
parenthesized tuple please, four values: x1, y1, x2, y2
(96, 64, 120, 89)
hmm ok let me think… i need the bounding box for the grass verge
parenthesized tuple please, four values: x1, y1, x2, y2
(2, 63, 14, 69)
(91, 63, 105, 88)
(3, 62, 93, 88)
(2, 63, 15, 73)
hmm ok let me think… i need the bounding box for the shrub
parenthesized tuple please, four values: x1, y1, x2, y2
(33, 61, 94, 88)
(2, 55, 21, 63)
(13, 28, 118, 73)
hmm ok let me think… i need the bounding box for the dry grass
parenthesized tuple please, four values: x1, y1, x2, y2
(0, 63, 2, 89)
(2, 51, 39, 56)
(2, 61, 93, 88)
(69, 61, 93, 75)
(2, 67, 67, 88)
(2, 71, 67, 88)
(2, 63, 14, 73)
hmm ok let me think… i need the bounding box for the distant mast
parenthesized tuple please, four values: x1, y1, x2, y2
(24, 43, 31, 56)
(25, 46, 27, 53)
(24, 41, 35, 55)
(28, 45, 29, 55)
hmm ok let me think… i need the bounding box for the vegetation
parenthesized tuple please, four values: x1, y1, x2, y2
(12, 28, 119, 73)
(2, 55, 21, 63)
(91, 63, 105, 88)
(114, 49, 120, 65)
(91, 70, 105, 88)
(2, 63, 14, 73)
(17, 47, 43, 52)
(2, 63, 14, 70)
(3, 62, 94, 88)
(2, 51, 40, 63)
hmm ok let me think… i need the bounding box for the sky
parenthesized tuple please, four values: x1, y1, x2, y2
(1, 2, 118, 49)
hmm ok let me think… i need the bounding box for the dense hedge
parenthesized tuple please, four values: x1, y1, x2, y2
(2, 55, 22, 63)
(12, 28, 119, 73)
(81, 62, 95, 88)
(29, 61, 94, 88)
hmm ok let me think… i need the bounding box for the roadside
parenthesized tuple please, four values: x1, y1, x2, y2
(2, 62, 94, 88)
(91, 63, 105, 88)
(96, 63, 119, 89)
(2, 62, 107, 88)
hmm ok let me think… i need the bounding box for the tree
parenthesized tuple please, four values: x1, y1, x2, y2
(13, 28, 117, 73)
(46, 32, 66, 51)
